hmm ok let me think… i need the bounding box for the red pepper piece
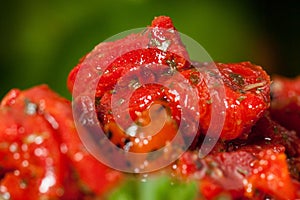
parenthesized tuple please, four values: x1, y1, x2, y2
(67, 16, 189, 97)
(0, 85, 122, 198)
(175, 150, 254, 199)
(270, 75, 300, 134)
(245, 149, 296, 200)
(183, 62, 271, 140)
(175, 147, 296, 200)
(21, 85, 122, 195)
(68, 16, 271, 152)
(0, 88, 78, 199)
(97, 61, 270, 152)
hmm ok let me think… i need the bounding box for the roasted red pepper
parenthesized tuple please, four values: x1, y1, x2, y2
(68, 16, 271, 153)
(1, 15, 299, 200)
(270, 75, 300, 134)
(175, 147, 296, 200)
(0, 85, 121, 199)
(0, 87, 77, 199)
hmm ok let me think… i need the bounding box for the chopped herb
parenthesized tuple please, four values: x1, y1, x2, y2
(237, 95, 247, 102)
(208, 160, 218, 168)
(166, 58, 177, 69)
(118, 98, 125, 105)
(110, 89, 116, 94)
(282, 134, 289, 141)
(95, 97, 101, 106)
(169, 82, 175, 88)
(238, 89, 246, 94)
(207, 70, 219, 78)
(20, 179, 28, 189)
(206, 99, 213, 104)
(189, 74, 200, 85)
(273, 126, 279, 134)
(195, 159, 203, 170)
(129, 79, 141, 89)
(149, 38, 161, 48)
(244, 82, 266, 91)
(229, 73, 245, 86)
(236, 167, 249, 176)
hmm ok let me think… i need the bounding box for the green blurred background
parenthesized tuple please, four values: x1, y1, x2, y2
(1, 0, 299, 99)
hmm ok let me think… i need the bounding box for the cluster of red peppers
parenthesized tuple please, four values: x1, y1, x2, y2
(0, 16, 299, 199)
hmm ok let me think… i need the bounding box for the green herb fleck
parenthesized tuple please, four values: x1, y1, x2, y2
(273, 126, 279, 134)
(129, 79, 141, 89)
(206, 99, 213, 104)
(110, 89, 116, 94)
(229, 73, 245, 86)
(282, 134, 289, 141)
(166, 58, 177, 69)
(118, 98, 125, 105)
(95, 97, 101, 106)
(189, 74, 200, 85)
(237, 95, 247, 102)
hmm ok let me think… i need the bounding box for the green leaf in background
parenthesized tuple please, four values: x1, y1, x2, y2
(107, 176, 198, 200)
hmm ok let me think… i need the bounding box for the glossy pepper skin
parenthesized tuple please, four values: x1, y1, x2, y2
(68, 16, 271, 152)
(0, 85, 121, 199)
(175, 146, 297, 200)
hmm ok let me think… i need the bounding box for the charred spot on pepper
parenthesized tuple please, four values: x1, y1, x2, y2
(270, 91, 275, 101)
(123, 138, 131, 146)
(123, 139, 133, 152)
(106, 130, 113, 140)
(94, 97, 101, 107)
(194, 158, 203, 170)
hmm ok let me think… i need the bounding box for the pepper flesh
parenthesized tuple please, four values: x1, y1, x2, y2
(0, 85, 122, 199)
(68, 16, 271, 153)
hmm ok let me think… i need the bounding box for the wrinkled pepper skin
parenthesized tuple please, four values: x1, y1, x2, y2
(175, 147, 296, 200)
(0, 85, 121, 199)
(68, 16, 271, 153)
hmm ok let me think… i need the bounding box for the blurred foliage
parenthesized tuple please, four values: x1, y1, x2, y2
(107, 176, 198, 200)
(0, 0, 299, 99)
